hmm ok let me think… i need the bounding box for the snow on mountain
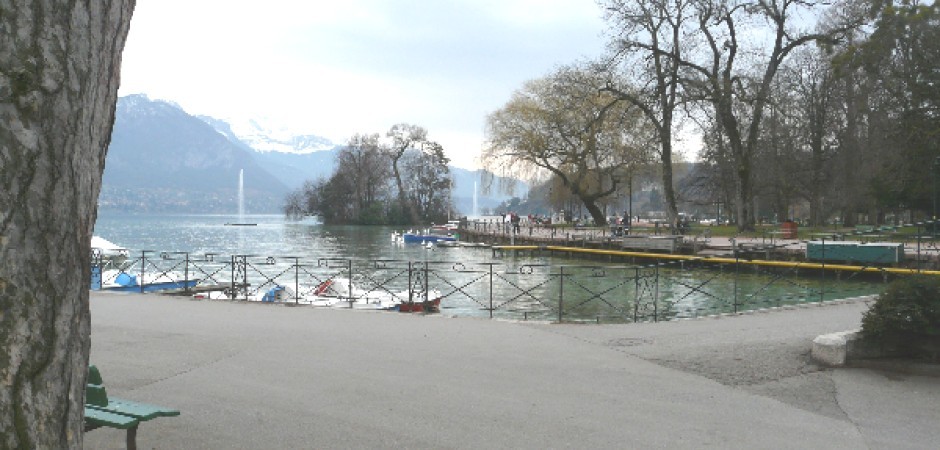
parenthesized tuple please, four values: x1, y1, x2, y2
(200, 116, 335, 154)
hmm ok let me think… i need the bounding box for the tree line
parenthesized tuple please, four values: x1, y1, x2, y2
(284, 123, 455, 225)
(483, 0, 939, 231)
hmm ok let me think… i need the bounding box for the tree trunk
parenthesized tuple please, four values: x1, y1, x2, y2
(580, 197, 608, 227)
(660, 141, 681, 231)
(0, 1, 134, 447)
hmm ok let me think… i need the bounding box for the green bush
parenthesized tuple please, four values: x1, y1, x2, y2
(861, 275, 940, 359)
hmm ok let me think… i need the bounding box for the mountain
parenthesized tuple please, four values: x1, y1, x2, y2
(201, 115, 525, 214)
(102, 94, 528, 216)
(200, 116, 339, 189)
(199, 116, 334, 154)
(100, 95, 289, 213)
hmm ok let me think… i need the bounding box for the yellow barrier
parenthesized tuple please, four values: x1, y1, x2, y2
(492, 245, 940, 276)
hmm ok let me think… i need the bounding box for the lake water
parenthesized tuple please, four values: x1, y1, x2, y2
(93, 212, 883, 322)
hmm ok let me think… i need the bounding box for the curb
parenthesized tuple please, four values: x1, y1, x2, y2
(812, 329, 940, 376)
(812, 329, 862, 366)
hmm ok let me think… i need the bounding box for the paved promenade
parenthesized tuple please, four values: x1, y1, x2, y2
(85, 291, 939, 449)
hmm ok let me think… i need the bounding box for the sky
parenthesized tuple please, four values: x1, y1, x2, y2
(118, 0, 609, 169)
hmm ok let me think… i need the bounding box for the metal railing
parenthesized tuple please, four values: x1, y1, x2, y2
(91, 243, 897, 323)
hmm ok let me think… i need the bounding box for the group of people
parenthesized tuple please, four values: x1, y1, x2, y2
(503, 212, 522, 233)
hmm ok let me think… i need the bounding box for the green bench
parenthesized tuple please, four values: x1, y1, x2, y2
(85, 365, 180, 450)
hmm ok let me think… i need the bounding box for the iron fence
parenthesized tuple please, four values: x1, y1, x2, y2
(90, 242, 898, 323)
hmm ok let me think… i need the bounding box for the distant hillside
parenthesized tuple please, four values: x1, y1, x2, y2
(200, 115, 340, 189)
(101, 95, 288, 213)
(102, 95, 527, 215)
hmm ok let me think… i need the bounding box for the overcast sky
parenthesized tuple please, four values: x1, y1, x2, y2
(119, 0, 608, 169)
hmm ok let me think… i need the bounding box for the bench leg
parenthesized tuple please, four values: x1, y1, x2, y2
(126, 424, 138, 450)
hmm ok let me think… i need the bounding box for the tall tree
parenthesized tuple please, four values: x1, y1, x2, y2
(484, 66, 653, 226)
(602, 0, 692, 232)
(338, 133, 390, 223)
(0, 1, 135, 447)
(790, 49, 838, 226)
(639, 0, 856, 230)
(401, 141, 453, 223)
(385, 123, 428, 224)
(848, 0, 940, 218)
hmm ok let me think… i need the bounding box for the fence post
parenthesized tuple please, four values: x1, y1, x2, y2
(347, 259, 353, 307)
(634, 267, 639, 323)
(558, 266, 565, 323)
(293, 257, 300, 304)
(734, 256, 739, 314)
(140, 250, 148, 294)
(230, 255, 235, 297)
(184, 252, 191, 294)
(242, 256, 249, 301)
(488, 263, 494, 319)
(820, 238, 826, 302)
(653, 264, 659, 322)
(408, 261, 414, 304)
(423, 261, 429, 302)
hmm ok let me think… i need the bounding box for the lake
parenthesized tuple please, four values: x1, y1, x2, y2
(93, 212, 883, 322)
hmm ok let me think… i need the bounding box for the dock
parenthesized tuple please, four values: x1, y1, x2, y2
(458, 221, 940, 272)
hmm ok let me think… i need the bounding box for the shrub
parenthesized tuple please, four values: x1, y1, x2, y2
(861, 275, 940, 360)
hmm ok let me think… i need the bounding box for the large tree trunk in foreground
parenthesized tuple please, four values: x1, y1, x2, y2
(0, 1, 134, 447)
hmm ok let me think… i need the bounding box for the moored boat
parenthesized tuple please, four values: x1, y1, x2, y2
(98, 269, 199, 292)
(193, 277, 442, 313)
(401, 233, 456, 244)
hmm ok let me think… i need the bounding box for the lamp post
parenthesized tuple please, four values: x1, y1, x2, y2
(931, 156, 940, 229)
(934, 156, 940, 235)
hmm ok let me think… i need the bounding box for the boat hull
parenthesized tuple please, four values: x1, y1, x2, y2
(402, 234, 456, 244)
(102, 279, 199, 293)
(393, 297, 441, 313)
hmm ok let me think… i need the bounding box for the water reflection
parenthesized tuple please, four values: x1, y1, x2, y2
(94, 213, 883, 321)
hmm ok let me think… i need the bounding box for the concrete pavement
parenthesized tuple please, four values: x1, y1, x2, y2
(84, 292, 939, 449)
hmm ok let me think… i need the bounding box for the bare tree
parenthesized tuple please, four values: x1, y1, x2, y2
(624, 0, 856, 230)
(601, 0, 693, 232)
(401, 141, 453, 223)
(385, 123, 428, 224)
(339, 133, 390, 222)
(0, 1, 135, 447)
(484, 66, 653, 225)
(786, 48, 838, 226)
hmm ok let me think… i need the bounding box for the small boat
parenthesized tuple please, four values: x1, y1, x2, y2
(307, 278, 442, 311)
(97, 269, 198, 292)
(401, 233, 456, 244)
(429, 220, 460, 233)
(195, 278, 442, 313)
(393, 297, 441, 313)
(224, 223, 258, 226)
(91, 236, 129, 258)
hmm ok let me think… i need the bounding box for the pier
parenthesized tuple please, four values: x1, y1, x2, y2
(458, 219, 940, 271)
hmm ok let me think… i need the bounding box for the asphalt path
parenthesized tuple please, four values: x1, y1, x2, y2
(84, 292, 939, 449)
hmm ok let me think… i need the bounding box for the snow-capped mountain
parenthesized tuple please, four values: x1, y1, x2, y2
(199, 116, 334, 154)
(100, 95, 291, 213)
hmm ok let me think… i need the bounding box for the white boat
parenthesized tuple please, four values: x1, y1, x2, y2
(98, 269, 198, 292)
(91, 236, 128, 258)
(195, 278, 441, 312)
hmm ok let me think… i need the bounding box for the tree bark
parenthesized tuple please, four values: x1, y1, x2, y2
(0, 1, 134, 447)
